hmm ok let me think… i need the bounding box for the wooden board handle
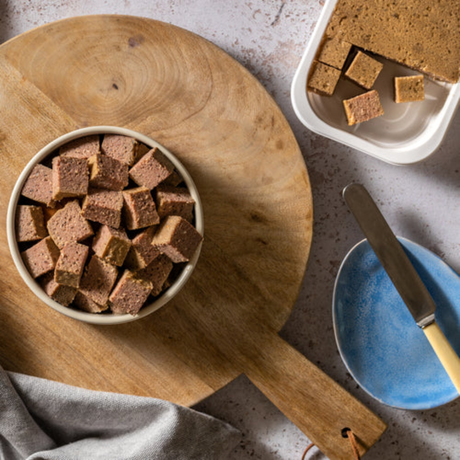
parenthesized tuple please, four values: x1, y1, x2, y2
(423, 322, 460, 394)
(240, 328, 386, 460)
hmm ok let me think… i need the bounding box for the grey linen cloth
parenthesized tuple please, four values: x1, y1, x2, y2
(0, 366, 240, 460)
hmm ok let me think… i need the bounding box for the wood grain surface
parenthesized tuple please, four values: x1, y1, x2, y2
(0, 16, 385, 459)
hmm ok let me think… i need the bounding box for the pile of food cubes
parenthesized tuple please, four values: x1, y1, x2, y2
(16, 134, 203, 316)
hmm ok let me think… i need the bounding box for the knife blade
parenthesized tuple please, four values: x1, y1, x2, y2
(343, 183, 460, 394)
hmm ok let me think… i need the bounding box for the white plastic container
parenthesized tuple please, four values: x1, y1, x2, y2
(291, 0, 460, 165)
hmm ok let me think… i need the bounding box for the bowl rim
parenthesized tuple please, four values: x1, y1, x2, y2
(7, 126, 204, 325)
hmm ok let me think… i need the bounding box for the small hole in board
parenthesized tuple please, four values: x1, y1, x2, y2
(341, 427, 351, 438)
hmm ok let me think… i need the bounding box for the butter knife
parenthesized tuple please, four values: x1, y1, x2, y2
(343, 183, 460, 393)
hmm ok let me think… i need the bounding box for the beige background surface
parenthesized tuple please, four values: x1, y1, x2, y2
(1, 1, 459, 459)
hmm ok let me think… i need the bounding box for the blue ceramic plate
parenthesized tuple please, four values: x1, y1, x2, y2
(333, 237, 460, 409)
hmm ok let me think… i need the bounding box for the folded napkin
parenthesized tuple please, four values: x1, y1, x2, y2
(0, 366, 240, 460)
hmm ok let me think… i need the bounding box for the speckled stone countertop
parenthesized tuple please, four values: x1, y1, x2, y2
(2, 1, 459, 459)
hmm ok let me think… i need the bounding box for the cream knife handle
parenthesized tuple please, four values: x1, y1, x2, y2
(423, 322, 460, 394)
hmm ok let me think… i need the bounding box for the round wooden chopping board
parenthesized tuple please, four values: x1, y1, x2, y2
(0, 16, 386, 459)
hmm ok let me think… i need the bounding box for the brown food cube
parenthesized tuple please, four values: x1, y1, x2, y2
(129, 147, 174, 190)
(47, 200, 94, 249)
(92, 225, 131, 267)
(162, 170, 183, 187)
(41, 199, 74, 224)
(79, 255, 118, 306)
(59, 135, 100, 159)
(101, 135, 139, 166)
(162, 277, 172, 291)
(109, 270, 153, 315)
(163, 263, 186, 290)
(395, 75, 425, 103)
(21, 236, 60, 279)
(151, 216, 203, 263)
(135, 144, 151, 163)
(317, 38, 352, 70)
(21, 164, 56, 208)
(307, 61, 341, 96)
(73, 291, 108, 313)
(16, 205, 48, 242)
(344, 51, 383, 90)
(122, 187, 160, 230)
(137, 254, 173, 297)
(55, 242, 89, 288)
(82, 189, 123, 228)
(52, 156, 89, 201)
(41, 203, 60, 224)
(88, 154, 129, 191)
(155, 185, 195, 221)
(124, 226, 160, 270)
(343, 90, 384, 126)
(41, 272, 77, 307)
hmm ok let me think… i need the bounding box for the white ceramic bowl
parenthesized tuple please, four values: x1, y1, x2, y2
(291, 0, 460, 165)
(7, 126, 204, 325)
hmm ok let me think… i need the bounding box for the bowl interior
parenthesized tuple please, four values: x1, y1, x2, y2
(7, 126, 203, 325)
